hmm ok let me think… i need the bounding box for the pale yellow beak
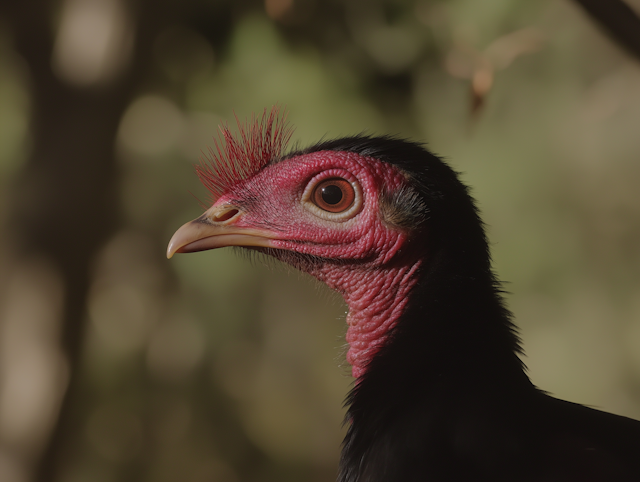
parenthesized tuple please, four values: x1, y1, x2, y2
(166, 204, 277, 258)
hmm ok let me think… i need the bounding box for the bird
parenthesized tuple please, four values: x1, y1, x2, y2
(167, 108, 640, 482)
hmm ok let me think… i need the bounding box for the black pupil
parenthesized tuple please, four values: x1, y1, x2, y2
(321, 184, 343, 205)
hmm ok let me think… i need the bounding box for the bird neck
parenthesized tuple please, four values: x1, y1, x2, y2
(337, 261, 532, 482)
(308, 257, 423, 378)
(342, 261, 422, 378)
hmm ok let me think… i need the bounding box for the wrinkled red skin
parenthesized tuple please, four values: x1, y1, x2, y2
(329, 261, 420, 378)
(215, 150, 422, 377)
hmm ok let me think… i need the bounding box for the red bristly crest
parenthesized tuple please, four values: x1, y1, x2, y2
(196, 106, 293, 202)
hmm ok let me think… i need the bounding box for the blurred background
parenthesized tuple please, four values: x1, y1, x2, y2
(1, 0, 640, 481)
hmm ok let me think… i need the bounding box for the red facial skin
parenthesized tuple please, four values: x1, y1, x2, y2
(214, 150, 422, 378)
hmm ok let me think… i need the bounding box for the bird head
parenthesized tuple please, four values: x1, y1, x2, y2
(168, 108, 488, 377)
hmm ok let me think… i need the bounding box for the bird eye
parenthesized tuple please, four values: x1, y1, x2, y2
(312, 178, 355, 213)
(302, 172, 363, 222)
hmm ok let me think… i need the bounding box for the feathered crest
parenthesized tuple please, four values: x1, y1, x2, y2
(196, 106, 293, 202)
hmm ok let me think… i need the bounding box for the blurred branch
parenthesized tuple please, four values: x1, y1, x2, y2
(574, 0, 640, 61)
(444, 27, 545, 117)
(0, 0, 162, 479)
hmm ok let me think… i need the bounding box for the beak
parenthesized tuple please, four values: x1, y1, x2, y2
(167, 204, 277, 258)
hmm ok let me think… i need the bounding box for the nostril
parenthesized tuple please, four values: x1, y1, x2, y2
(212, 208, 239, 223)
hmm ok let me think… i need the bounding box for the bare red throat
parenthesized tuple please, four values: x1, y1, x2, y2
(309, 240, 422, 378)
(196, 106, 294, 201)
(342, 263, 421, 378)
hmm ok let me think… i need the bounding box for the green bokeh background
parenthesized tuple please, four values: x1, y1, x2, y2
(1, 1, 640, 481)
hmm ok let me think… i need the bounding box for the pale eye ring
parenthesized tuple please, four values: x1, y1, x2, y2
(302, 173, 363, 222)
